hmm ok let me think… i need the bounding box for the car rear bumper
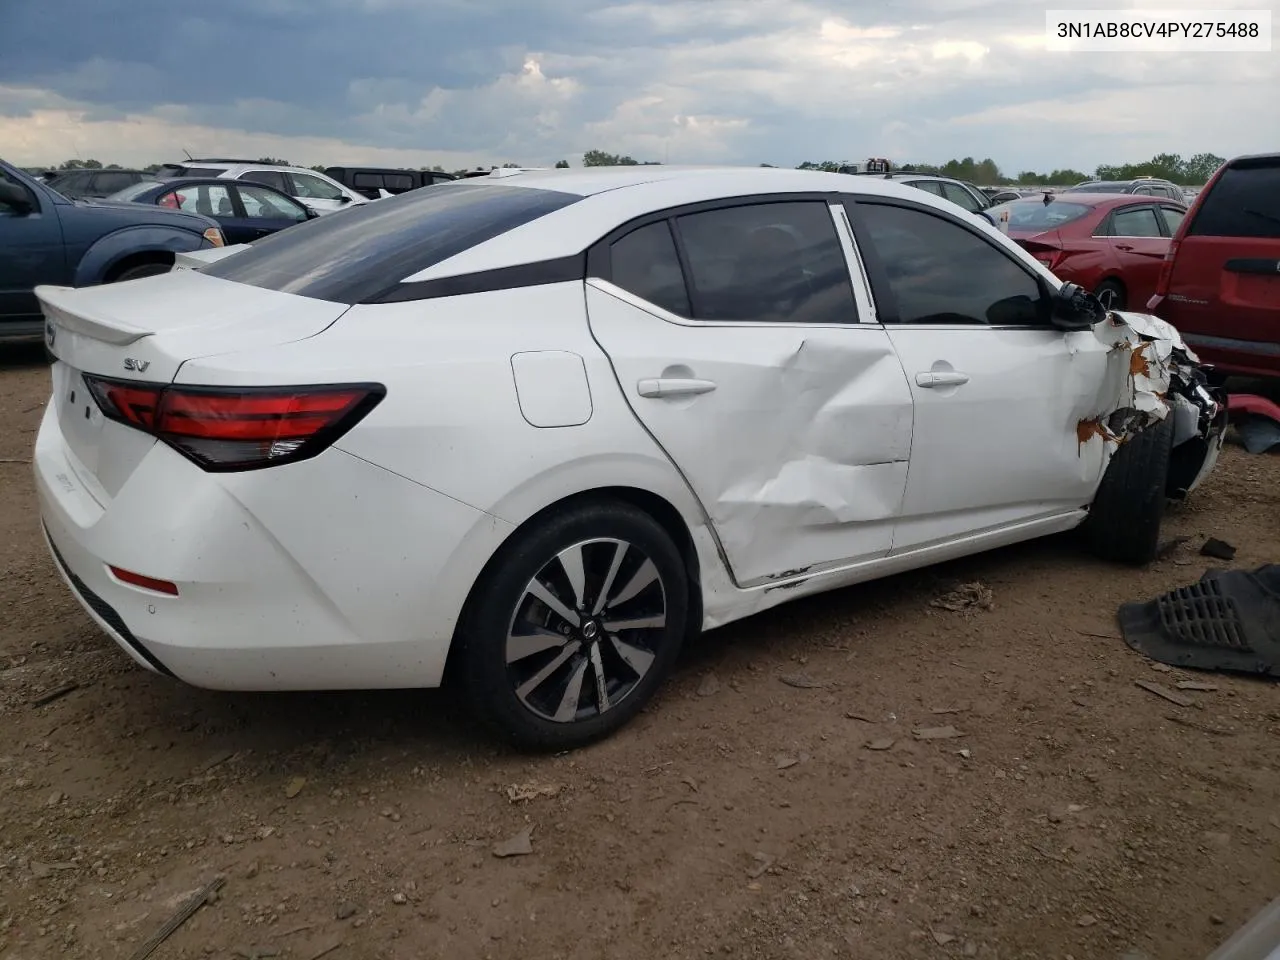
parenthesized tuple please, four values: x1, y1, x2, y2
(34, 401, 514, 691)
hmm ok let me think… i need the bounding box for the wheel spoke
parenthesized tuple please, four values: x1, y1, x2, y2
(609, 635, 656, 676)
(591, 541, 628, 616)
(602, 613, 666, 632)
(527, 579, 580, 628)
(557, 544, 587, 610)
(515, 644, 578, 701)
(553, 658, 589, 722)
(606, 558, 658, 609)
(506, 627, 567, 664)
(589, 641, 611, 713)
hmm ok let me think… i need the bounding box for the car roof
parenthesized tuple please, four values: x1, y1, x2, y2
(1006, 193, 1181, 207)
(397, 165, 1025, 283)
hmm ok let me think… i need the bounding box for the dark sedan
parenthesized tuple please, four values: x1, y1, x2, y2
(102, 177, 316, 245)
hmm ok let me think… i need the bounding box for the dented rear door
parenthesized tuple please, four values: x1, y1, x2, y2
(585, 198, 914, 587)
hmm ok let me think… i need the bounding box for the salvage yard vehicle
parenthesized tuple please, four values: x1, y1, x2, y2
(993, 193, 1188, 310)
(101, 177, 318, 245)
(0, 160, 224, 342)
(33, 166, 1226, 750)
(1148, 152, 1280, 381)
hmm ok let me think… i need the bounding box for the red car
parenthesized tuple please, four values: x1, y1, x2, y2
(1147, 153, 1280, 380)
(990, 193, 1187, 311)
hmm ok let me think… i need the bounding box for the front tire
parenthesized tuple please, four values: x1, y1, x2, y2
(458, 499, 689, 750)
(1093, 278, 1127, 312)
(1085, 415, 1174, 565)
(112, 261, 172, 283)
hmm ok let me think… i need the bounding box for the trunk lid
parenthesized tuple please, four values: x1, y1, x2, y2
(38, 270, 350, 500)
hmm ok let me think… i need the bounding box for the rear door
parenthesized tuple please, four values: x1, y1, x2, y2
(1099, 204, 1169, 307)
(584, 196, 915, 586)
(1156, 157, 1280, 374)
(286, 172, 352, 215)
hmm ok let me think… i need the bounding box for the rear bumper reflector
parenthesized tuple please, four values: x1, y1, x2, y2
(108, 566, 179, 596)
(44, 526, 177, 678)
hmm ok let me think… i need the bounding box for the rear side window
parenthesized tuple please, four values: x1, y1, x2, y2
(1109, 207, 1163, 237)
(202, 182, 580, 304)
(240, 170, 288, 192)
(1188, 161, 1280, 239)
(674, 201, 857, 324)
(609, 221, 690, 316)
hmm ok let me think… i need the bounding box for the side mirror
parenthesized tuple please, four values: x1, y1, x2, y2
(0, 180, 34, 215)
(304, 206, 319, 219)
(336, 195, 352, 204)
(1050, 281, 1107, 331)
(976, 210, 996, 226)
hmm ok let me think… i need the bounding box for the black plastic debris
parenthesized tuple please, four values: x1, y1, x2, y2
(1117, 565, 1280, 677)
(1200, 538, 1237, 561)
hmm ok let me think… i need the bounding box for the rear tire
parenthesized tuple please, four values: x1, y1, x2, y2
(458, 498, 689, 751)
(112, 262, 172, 283)
(1093, 279, 1127, 312)
(1085, 415, 1174, 565)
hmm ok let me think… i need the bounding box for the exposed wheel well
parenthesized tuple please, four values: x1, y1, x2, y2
(103, 250, 176, 283)
(443, 487, 706, 684)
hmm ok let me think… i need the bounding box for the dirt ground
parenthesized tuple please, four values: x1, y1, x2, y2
(1, 344, 1277, 960)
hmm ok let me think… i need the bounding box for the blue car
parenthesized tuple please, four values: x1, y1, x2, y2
(103, 176, 318, 246)
(0, 160, 224, 342)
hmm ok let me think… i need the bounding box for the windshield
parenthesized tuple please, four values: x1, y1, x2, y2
(103, 180, 162, 202)
(988, 199, 1092, 231)
(202, 180, 581, 304)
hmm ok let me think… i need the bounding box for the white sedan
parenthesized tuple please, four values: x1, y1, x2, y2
(33, 166, 1225, 749)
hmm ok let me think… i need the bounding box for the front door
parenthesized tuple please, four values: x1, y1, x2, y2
(585, 197, 915, 586)
(844, 197, 1119, 553)
(230, 184, 310, 242)
(0, 173, 66, 327)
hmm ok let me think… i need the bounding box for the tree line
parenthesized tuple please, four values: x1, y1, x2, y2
(26, 150, 1228, 186)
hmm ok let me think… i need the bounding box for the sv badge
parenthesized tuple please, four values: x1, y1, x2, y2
(123, 358, 150, 372)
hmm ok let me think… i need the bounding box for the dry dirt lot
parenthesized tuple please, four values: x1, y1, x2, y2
(1, 344, 1278, 960)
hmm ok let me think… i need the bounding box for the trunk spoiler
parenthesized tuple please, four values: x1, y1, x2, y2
(36, 284, 150, 346)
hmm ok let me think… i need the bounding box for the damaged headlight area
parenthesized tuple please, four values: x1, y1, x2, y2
(1078, 310, 1228, 499)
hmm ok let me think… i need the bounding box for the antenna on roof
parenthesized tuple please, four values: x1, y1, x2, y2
(183, 148, 194, 161)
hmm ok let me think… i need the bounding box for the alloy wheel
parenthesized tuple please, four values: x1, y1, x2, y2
(505, 537, 668, 723)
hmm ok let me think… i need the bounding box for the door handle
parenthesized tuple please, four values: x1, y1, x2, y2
(1115, 243, 1134, 251)
(916, 371, 970, 388)
(637, 377, 717, 399)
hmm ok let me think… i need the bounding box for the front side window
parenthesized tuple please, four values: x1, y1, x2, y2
(674, 201, 858, 324)
(855, 202, 1043, 326)
(942, 182, 983, 212)
(1159, 206, 1187, 234)
(236, 184, 307, 221)
(290, 173, 345, 201)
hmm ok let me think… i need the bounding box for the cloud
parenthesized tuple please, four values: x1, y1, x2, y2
(0, 0, 1276, 173)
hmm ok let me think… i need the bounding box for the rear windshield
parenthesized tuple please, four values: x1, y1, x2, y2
(103, 180, 161, 202)
(988, 199, 1092, 231)
(201, 181, 581, 303)
(1061, 182, 1126, 193)
(1187, 159, 1280, 239)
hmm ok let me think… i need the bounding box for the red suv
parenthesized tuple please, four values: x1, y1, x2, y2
(1148, 153, 1280, 380)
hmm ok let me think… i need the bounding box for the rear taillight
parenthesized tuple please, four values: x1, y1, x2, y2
(1153, 238, 1180, 299)
(202, 227, 225, 247)
(83, 377, 384, 472)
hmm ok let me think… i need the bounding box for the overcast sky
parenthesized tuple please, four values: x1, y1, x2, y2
(2, 0, 1276, 173)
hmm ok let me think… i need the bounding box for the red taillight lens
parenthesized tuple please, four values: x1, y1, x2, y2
(1153, 238, 1180, 299)
(83, 377, 384, 471)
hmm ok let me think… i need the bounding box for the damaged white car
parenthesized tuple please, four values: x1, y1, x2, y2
(33, 166, 1227, 749)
